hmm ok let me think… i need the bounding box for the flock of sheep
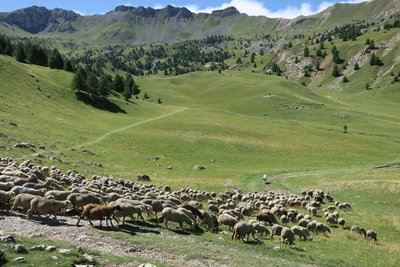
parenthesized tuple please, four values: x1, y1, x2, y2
(0, 157, 378, 248)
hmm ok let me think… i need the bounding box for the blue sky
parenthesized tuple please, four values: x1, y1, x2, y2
(0, 0, 367, 18)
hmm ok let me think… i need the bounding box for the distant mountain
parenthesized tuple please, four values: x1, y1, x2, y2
(0, 0, 399, 43)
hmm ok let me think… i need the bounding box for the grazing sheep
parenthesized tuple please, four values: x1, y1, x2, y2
(338, 218, 345, 228)
(291, 226, 312, 241)
(351, 225, 367, 239)
(316, 222, 331, 235)
(307, 206, 317, 217)
(77, 203, 121, 227)
(251, 222, 270, 237)
(142, 199, 163, 223)
(307, 220, 318, 233)
(281, 227, 295, 246)
(200, 210, 217, 231)
(222, 209, 244, 220)
(208, 204, 219, 214)
(280, 215, 289, 226)
(366, 230, 378, 242)
(180, 203, 202, 218)
(326, 214, 338, 225)
(298, 218, 311, 228)
(232, 222, 256, 241)
(218, 213, 239, 230)
(337, 202, 352, 211)
(177, 207, 196, 221)
(66, 193, 102, 210)
(161, 207, 196, 231)
(44, 190, 76, 201)
(271, 224, 283, 240)
(27, 198, 73, 220)
(256, 211, 277, 226)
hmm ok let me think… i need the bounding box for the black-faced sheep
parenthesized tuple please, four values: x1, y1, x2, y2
(338, 218, 345, 228)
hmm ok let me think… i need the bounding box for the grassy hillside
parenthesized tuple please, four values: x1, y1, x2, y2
(1, 54, 400, 266)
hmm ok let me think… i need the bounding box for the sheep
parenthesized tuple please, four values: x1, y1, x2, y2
(256, 211, 277, 226)
(180, 203, 202, 218)
(208, 204, 219, 214)
(200, 210, 218, 231)
(0, 182, 13, 191)
(326, 214, 338, 225)
(336, 202, 352, 211)
(66, 193, 102, 210)
(232, 222, 256, 242)
(338, 218, 345, 228)
(44, 190, 77, 201)
(177, 207, 196, 221)
(77, 203, 121, 227)
(280, 215, 289, 226)
(307, 220, 318, 233)
(271, 224, 283, 240)
(10, 193, 41, 213)
(307, 206, 317, 217)
(251, 222, 270, 237)
(366, 230, 378, 242)
(27, 198, 73, 220)
(161, 207, 196, 231)
(142, 199, 163, 223)
(290, 226, 312, 241)
(0, 190, 16, 212)
(218, 213, 239, 230)
(112, 202, 145, 224)
(281, 227, 295, 246)
(11, 186, 46, 196)
(222, 209, 244, 220)
(298, 218, 311, 228)
(351, 225, 367, 239)
(316, 222, 331, 235)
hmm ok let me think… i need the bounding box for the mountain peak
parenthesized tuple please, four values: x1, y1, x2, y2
(211, 6, 240, 17)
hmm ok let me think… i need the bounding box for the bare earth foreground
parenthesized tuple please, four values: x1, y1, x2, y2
(0, 211, 215, 267)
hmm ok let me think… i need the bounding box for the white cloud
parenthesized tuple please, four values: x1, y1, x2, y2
(183, 0, 367, 19)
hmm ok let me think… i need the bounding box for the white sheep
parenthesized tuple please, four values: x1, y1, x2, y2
(290, 226, 312, 241)
(27, 197, 73, 220)
(232, 222, 256, 241)
(161, 207, 196, 231)
(281, 227, 295, 246)
(218, 213, 239, 230)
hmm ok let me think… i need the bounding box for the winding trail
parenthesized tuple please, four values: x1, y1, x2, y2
(73, 107, 187, 150)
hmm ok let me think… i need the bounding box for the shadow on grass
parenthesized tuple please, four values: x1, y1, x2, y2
(75, 91, 126, 113)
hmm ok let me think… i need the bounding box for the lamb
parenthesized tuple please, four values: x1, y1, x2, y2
(366, 230, 377, 242)
(351, 225, 367, 239)
(66, 193, 102, 210)
(271, 224, 283, 240)
(316, 222, 331, 235)
(281, 227, 295, 246)
(27, 198, 73, 220)
(290, 226, 312, 241)
(218, 213, 239, 230)
(77, 203, 121, 227)
(161, 207, 196, 231)
(232, 222, 256, 241)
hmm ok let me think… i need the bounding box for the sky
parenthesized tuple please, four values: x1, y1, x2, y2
(0, 0, 368, 19)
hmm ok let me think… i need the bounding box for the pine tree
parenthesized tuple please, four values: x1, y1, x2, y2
(354, 62, 360, 70)
(250, 52, 255, 63)
(48, 48, 64, 69)
(63, 60, 73, 72)
(393, 76, 399, 82)
(113, 74, 124, 93)
(123, 74, 134, 101)
(86, 73, 99, 95)
(72, 67, 87, 92)
(304, 46, 310, 57)
(27, 44, 48, 66)
(98, 74, 112, 97)
(370, 52, 376, 65)
(15, 43, 26, 63)
(332, 64, 340, 77)
(343, 76, 349, 83)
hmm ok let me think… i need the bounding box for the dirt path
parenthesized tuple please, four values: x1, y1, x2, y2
(0, 211, 195, 266)
(72, 107, 187, 150)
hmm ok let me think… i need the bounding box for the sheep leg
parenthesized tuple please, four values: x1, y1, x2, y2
(52, 213, 57, 220)
(108, 216, 114, 227)
(164, 220, 169, 229)
(139, 212, 145, 222)
(231, 231, 236, 240)
(27, 209, 34, 220)
(76, 216, 81, 226)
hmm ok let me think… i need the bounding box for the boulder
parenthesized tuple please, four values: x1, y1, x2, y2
(136, 175, 150, 181)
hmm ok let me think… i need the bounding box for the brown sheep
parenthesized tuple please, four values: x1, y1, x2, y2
(76, 203, 121, 227)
